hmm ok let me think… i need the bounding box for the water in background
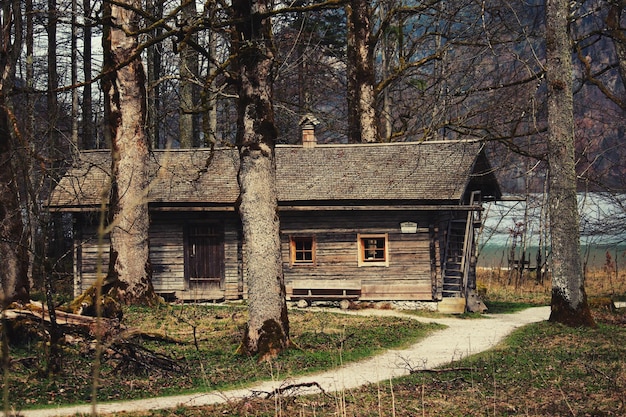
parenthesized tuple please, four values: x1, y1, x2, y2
(479, 243, 626, 270)
(477, 193, 626, 270)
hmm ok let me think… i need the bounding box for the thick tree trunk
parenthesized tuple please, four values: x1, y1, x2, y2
(346, 0, 378, 143)
(0, 0, 29, 308)
(545, 0, 594, 326)
(232, 0, 290, 360)
(0, 115, 29, 309)
(102, 0, 158, 305)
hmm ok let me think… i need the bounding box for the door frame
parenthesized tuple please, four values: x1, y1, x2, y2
(183, 222, 225, 290)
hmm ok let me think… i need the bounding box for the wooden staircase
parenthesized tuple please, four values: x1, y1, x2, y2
(439, 191, 482, 313)
(442, 220, 466, 298)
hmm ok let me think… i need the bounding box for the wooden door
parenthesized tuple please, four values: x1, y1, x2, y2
(185, 224, 224, 290)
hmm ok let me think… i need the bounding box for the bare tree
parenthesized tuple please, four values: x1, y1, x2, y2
(82, 0, 96, 149)
(0, 0, 29, 308)
(48, 0, 59, 151)
(178, 0, 201, 148)
(232, 0, 290, 359)
(272, 5, 348, 143)
(605, 0, 626, 101)
(346, 0, 377, 142)
(571, 0, 626, 112)
(102, 0, 158, 305)
(146, 0, 163, 149)
(545, 0, 594, 326)
(71, 0, 79, 149)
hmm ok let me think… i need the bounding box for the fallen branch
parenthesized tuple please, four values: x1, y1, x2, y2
(122, 328, 189, 345)
(4, 301, 121, 339)
(584, 363, 615, 382)
(409, 367, 474, 374)
(251, 381, 332, 399)
(109, 341, 185, 375)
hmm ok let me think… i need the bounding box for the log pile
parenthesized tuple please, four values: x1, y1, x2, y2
(3, 301, 185, 375)
(3, 301, 121, 339)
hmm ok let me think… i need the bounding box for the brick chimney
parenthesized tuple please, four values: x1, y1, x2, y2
(299, 114, 320, 148)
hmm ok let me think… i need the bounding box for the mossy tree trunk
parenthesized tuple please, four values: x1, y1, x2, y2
(545, 0, 594, 327)
(102, 0, 158, 306)
(232, 0, 290, 360)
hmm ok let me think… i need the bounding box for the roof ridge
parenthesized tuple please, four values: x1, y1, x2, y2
(77, 140, 481, 154)
(277, 139, 482, 148)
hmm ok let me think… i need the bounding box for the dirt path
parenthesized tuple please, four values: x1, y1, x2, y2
(18, 306, 550, 417)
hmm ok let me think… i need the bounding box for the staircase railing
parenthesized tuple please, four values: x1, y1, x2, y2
(460, 191, 482, 297)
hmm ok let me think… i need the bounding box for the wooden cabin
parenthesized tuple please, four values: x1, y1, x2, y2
(48, 138, 500, 311)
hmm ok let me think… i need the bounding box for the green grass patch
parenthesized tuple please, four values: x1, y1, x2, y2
(483, 300, 540, 314)
(161, 308, 626, 417)
(1, 304, 442, 410)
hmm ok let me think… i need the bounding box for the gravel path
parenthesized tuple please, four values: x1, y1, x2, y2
(19, 306, 550, 417)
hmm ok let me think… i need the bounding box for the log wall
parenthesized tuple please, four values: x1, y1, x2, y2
(73, 209, 451, 302)
(280, 210, 444, 301)
(74, 212, 243, 300)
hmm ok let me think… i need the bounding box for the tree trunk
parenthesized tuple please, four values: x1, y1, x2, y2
(0, 0, 29, 308)
(607, 1, 626, 103)
(202, 28, 218, 146)
(71, 0, 79, 149)
(82, 0, 94, 149)
(545, 0, 594, 326)
(346, 0, 378, 143)
(47, 0, 59, 153)
(146, 0, 163, 149)
(232, 0, 290, 360)
(102, 0, 158, 306)
(179, 0, 200, 148)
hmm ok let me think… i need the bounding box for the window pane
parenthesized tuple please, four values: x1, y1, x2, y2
(296, 240, 312, 251)
(361, 237, 386, 261)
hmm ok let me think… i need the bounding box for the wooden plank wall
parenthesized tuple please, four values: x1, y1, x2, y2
(74, 213, 243, 300)
(74, 210, 449, 302)
(223, 219, 242, 299)
(280, 210, 442, 301)
(149, 223, 185, 292)
(75, 225, 110, 294)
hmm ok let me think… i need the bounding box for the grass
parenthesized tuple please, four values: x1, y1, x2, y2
(126, 306, 626, 417)
(1, 303, 441, 410)
(477, 264, 626, 307)
(3, 266, 626, 415)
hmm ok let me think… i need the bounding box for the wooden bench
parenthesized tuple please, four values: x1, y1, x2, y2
(360, 283, 432, 301)
(287, 279, 362, 300)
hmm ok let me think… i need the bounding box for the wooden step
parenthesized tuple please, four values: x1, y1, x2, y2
(438, 297, 466, 314)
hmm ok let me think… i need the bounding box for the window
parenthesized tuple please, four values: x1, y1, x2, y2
(290, 236, 316, 266)
(358, 233, 389, 266)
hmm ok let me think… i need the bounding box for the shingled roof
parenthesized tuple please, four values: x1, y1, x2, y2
(48, 141, 500, 211)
